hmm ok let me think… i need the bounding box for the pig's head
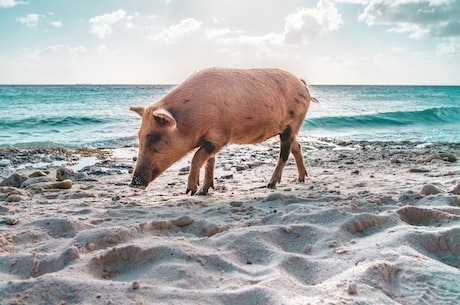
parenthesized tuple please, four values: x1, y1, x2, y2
(129, 106, 179, 189)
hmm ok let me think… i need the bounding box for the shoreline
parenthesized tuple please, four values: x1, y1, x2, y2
(1, 137, 459, 304)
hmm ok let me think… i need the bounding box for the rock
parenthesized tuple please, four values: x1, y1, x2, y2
(21, 176, 55, 188)
(172, 216, 194, 227)
(56, 167, 89, 181)
(5, 194, 23, 203)
(409, 168, 430, 173)
(229, 201, 243, 207)
(448, 183, 460, 195)
(0, 217, 18, 225)
(26, 180, 72, 190)
(399, 190, 423, 202)
(1, 174, 28, 188)
(425, 155, 442, 162)
(28, 171, 49, 178)
(347, 281, 358, 295)
(440, 153, 457, 163)
(420, 184, 442, 196)
(202, 222, 219, 237)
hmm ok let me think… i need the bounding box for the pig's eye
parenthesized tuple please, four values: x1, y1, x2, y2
(146, 133, 162, 145)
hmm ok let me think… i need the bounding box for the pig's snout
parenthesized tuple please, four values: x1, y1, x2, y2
(129, 173, 148, 189)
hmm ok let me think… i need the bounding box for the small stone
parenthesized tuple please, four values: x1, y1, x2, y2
(236, 165, 248, 171)
(112, 195, 121, 202)
(221, 174, 233, 180)
(229, 201, 243, 207)
(21, 176, 55, 188)
(440, 153, 457, 163)
(351, 170, 360, 175)
(202, 223, 219, 237)
(29, 171, 49, 178)
(347, 281, 358, 295)
(448, 183, 460, 195)
(420, 184, 442, 196)
(1, 174, 28, 188)
(172, 216, 194, 227)
(409, 168, 430, 173)
(25, 179, 72, 190)
(5, 194, 23, 203)
(131, 281, 140, 290)
(0, 217, 18, 225)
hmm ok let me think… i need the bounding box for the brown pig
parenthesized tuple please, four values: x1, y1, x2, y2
(130, 68, 318, 195)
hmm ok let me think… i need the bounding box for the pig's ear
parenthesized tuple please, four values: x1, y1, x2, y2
(130, 106, 145, 117)
(152, 109, 177, 129)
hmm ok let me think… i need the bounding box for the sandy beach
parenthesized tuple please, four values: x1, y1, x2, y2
(0, 137, 459, 305)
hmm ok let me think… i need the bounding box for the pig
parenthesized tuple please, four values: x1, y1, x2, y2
(130, 68, 318, 195)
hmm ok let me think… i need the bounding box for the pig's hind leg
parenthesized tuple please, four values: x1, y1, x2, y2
(186, 140, 220, 195)
(291, 137, 308, 182)
(268, 126, 294, 189)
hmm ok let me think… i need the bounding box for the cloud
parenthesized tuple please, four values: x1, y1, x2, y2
(149, 18, 202, 42)
(358, 0, 460, 39)
(89, 9, 127, 38)
(208, 0, 342, 47)
(436, 37, 460, 55)
(0, 0, 26, 8)
(282, 0, 343, 44)
(50, 21, 63, 28)
(16, 13, 40, 27)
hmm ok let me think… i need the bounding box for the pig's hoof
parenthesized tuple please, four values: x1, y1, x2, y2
(197, 189, 210, 196)
(267, 182, 277, 189)
(186, 188, 197, 196)
(129, 183, 146, 190)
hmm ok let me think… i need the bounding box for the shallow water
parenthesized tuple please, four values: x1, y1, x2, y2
(1, 84, 459, 148)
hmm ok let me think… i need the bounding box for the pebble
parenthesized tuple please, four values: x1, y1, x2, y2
(229, 201, 243, 207)
(131, 281, 140, 290)
(409, 168, 430, 173)
(172, 216, 194, 227)
(347, 281, 358, 295)
(202, 222, 219, 237)
(25, 180, 72, 190)
(21, 176, 55, 188)
(420, 184, 442, 196)
(29, 171, 49, 178)
(5, 194, 23, 203)
(0, 174, 28, 188)
(448, 183, 460, 195)
(0, 217, 18, 225)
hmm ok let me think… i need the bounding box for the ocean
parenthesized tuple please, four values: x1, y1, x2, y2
(0, 85, 459, 148)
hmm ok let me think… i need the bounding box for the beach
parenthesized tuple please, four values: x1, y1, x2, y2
(0, 137, 459, 304)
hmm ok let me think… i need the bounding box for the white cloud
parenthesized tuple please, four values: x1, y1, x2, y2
(283, 0, 343, 44)
(89, 9, 127, 38)
(358, 0, 460, 39)
(149, 18, 202, 42)
(0, 0, 25, 8)
(16, 13, 40, 27)
(50, 21, 63, 28)
(437, 37, 460, 55)
(208, 0, 342, 47)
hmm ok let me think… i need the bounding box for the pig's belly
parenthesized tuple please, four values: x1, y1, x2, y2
(228, 118, 283, 144)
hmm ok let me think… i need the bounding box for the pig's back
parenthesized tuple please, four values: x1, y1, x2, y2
(161, 68, 311, 144)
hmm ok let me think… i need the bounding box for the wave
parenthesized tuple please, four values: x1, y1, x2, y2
(2, 116, 112, 129)
(303, 107, 460, 130)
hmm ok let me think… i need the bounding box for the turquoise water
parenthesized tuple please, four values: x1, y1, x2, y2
(0, 85, 459, 148)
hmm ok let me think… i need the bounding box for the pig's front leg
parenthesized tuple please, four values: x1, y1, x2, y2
(186, 141, 218, 195)
(197, 157, 215, 195)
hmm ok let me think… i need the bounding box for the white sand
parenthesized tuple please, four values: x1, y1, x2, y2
(0, 138, 459, 304)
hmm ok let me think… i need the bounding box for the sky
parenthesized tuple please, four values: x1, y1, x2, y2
(0, 0, 459, 85)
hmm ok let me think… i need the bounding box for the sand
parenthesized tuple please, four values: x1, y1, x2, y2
(0, 138, 459, 305)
